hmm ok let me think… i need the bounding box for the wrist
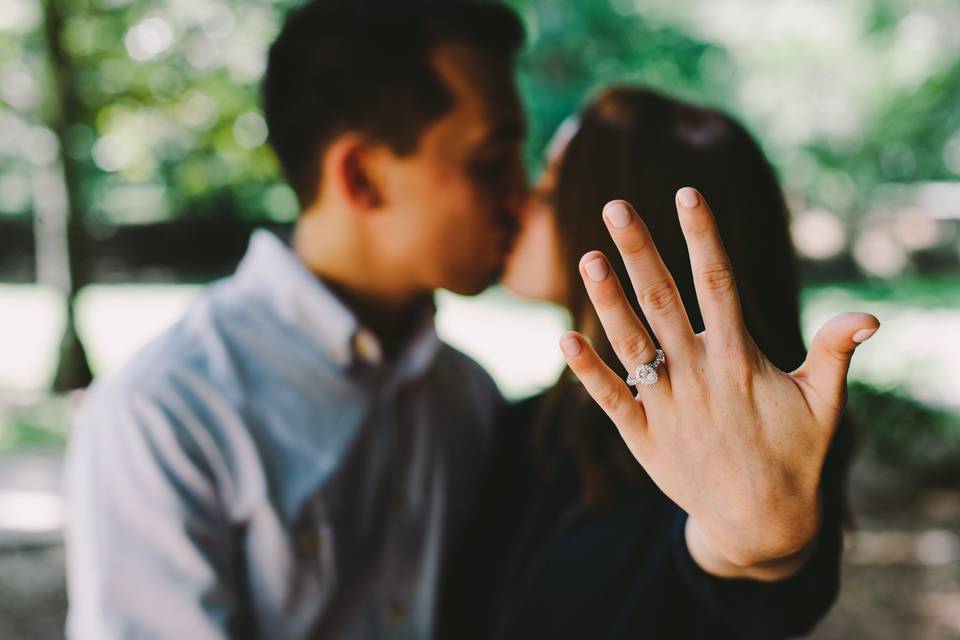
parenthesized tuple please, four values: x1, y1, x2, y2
(684, 514, 820, 582)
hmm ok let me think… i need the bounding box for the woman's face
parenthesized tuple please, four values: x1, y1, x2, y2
(500, 148, 567, 304)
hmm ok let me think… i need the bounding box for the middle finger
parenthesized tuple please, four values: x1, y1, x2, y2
(602, 200, 696, 357)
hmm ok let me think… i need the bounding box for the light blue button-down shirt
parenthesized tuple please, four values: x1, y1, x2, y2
(64, 230, 503, 639)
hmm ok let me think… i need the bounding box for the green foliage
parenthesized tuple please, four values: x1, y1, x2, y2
(811, 56, 960, 194)
(848, 381, 960, 477)
(0, 396, 71, 452)
(3, 0, 958, 233)
(507, 0, 731, 169)
(1, 0, 302, 224)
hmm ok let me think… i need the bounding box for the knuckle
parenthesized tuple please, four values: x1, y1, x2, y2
(591, 280, 623, 310)
(572, 354, 598, 376)
(593, 383, 623, 413)
(697, 261, 736, 293)
(639, 280, 678, 313)
(611, 328, 651, 361)
(686, 208, 713, 235)
(619, 226, 654, 256)
(823, 345, 852, 367)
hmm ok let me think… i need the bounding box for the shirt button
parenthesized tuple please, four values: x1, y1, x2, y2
(300, 530, 324, 556)
(387, 598, 409, 623)
(353, 329, 383, 366)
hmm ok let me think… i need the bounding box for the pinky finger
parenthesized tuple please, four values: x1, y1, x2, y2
(559, 331, 647, 434)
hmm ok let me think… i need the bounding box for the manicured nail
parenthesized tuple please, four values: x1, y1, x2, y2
(560, 336, 582, 356)
(677, 187, 700, 208)
(605, 202, 632, 229)
(852, 327, 878, 343)
(584, 258, 608, 282)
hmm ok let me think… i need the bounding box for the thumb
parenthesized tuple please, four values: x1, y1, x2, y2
(792, 312, 880, 421)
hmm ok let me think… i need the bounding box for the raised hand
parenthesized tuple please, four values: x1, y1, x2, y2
(558, 188, 879, 581)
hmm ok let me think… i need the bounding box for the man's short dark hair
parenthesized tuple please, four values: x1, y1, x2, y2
(263, 0, 525, 208)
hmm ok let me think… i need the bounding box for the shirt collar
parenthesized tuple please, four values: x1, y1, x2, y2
(234, 230, 440, 380)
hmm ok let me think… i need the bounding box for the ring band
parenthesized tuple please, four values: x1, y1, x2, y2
(626, 348, 665, 387)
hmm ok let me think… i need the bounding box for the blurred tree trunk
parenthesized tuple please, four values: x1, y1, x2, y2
(38, 0, 93, 392)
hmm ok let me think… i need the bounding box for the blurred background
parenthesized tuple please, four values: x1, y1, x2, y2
(1, 0, 959, 637)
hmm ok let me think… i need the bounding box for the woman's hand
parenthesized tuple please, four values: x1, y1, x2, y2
(558, 188, 878, 581)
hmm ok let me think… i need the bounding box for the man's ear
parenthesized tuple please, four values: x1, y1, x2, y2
(323, 136, 385, 210)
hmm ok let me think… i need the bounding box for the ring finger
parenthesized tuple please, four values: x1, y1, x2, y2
(579, 251, 669, 392)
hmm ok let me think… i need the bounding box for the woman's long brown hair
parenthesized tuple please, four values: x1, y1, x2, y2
(535, 86, 849, 509)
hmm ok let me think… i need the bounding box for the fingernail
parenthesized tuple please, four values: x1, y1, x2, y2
(852, 327, 878, 343)
(677, 187, 700, 208)
(605, 202, 632, 229)
(560, 336, 582, 356)
(584, 258, 608, 282)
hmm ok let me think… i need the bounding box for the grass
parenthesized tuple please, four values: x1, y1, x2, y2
(0, 395, 72, 452)
(803, 274, 960, 309)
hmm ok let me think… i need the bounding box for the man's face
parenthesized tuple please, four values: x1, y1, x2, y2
(377, 42, 527, 296)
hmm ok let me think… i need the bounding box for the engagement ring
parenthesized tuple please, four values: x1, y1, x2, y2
(626, 349, 665, 387)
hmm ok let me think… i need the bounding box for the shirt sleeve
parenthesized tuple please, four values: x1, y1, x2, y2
(669, 420, 849, 640)
(64, 381, 245, 640)
(671, 507, 842, 639)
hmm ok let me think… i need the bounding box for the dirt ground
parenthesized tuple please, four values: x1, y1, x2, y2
(1, 454, 958, 639)
(811, 457, 960, 640)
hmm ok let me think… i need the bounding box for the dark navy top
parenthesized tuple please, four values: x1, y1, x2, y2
(439, 394, 846, 639)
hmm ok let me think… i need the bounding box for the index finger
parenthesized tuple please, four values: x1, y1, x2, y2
(559, 331, 651, 464)
(675, 187, 746, 347)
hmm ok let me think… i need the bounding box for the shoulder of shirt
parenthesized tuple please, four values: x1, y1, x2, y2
(432, 341, 503, 402)
(79, 277, 255, 423)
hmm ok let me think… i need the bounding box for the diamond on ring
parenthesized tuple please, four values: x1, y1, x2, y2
(626, 349, 665, 387)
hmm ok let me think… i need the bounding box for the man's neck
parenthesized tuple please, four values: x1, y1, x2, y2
(326, 282, 433, 359)
(291, 209, 432, 359)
